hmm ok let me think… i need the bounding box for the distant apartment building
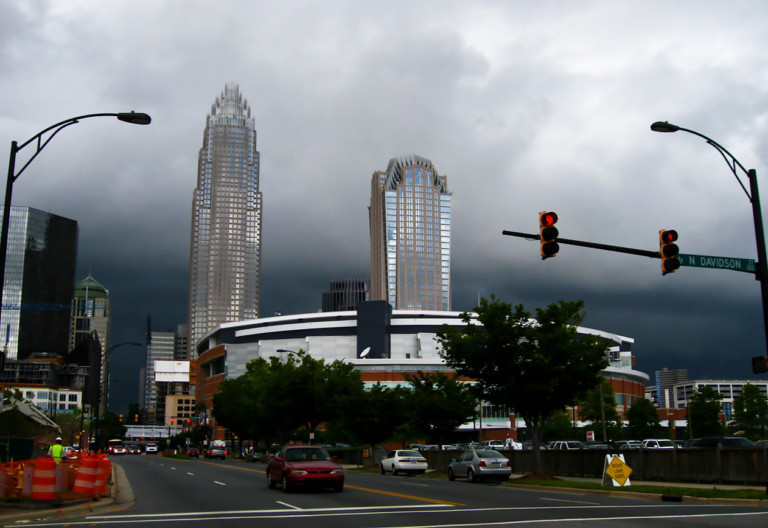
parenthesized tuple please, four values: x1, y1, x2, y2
(0, 206, 78, 359)
(645, 378, 768, 420)
(143, 326, 192, 425)
(647, 368, 688, 408)
(0, 353, 88, 413)
(369, 155, 452, 311)
(188, 83, 262, 358)
(143, 331, 174, 425)
(321, 279, 370, 312)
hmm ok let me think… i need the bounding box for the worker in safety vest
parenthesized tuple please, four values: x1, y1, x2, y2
(48, 437, 65, 464)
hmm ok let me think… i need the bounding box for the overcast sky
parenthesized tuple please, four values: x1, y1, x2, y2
(2, 1, 768, 414)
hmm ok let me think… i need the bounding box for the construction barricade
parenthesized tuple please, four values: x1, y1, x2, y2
(71, 455, 98, 497)
(30, 456, 57, 501)
(93, 455, 111, 498)
(0, 453, 113, 502)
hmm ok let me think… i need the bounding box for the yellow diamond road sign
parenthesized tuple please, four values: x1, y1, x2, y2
(605, 455, 633, 487)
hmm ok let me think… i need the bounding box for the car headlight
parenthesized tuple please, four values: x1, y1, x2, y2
(290, 470, 308, 475)
(330, 469, 344, 475)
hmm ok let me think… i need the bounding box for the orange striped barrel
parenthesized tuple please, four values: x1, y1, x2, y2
(30, 457, 57, 501)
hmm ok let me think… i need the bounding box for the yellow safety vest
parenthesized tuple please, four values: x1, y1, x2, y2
(50, 443, 65, 464)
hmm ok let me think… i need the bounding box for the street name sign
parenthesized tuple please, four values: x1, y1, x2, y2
(678, 253, 755, 274)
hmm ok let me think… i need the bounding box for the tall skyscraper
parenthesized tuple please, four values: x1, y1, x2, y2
(188, 83, 262, 356)
(0, 206, 78, 359)
(69, 275, 110, 415)
(369, 155, 452, 311)
(69, 275, 110, 354)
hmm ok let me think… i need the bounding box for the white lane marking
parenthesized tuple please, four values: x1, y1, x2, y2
(375, 510, 768, 527)
(276, 500, 301, 509)
(90, 504, 451, 519)
(186, 472, 194, 475)
(540, 497, 599, 505)
(25, 508, 768, 527)
(213, 480, 226, 486)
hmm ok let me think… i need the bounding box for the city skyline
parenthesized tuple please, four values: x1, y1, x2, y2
(2, 2, 767, 414)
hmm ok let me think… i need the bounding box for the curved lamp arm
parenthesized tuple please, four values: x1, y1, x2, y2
(651, 121, 751, 201)
(11, 112, 151, 182)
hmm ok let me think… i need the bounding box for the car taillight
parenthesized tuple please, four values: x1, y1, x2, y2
(506, 459, 511, 467)
(479, 460, 486, 467)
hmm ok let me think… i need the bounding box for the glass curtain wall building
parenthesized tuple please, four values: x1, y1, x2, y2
(369, 155, 452, 311)
(0, 206, 78, 359)
(188, 83, 262, 357)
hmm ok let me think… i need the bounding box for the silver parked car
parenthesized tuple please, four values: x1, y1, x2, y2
(448, 449, 512, 482)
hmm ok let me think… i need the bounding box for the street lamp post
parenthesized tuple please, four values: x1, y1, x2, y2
(651, 121, 768, 362)
(1, 112, 151, 345)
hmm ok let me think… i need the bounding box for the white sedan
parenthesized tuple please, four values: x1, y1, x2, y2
(380, 450, 428, 475)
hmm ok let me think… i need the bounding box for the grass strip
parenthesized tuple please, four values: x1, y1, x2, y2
(505, 477, 767, 500)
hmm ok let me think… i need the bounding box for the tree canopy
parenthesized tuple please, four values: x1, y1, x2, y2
(212, 351, 363, 446)
(626, 397, 662, 440)
(438, 296, 609, 472)
(579, 379, 620, 442)
(687, 386, 725, 438)
(731, 383, 768, 440)
(402, 371, 477, 445)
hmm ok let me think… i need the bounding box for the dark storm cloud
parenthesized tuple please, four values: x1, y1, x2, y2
(1, 1, 768, 412)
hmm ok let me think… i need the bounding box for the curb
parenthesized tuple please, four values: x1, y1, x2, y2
(505, 482, 768, 506)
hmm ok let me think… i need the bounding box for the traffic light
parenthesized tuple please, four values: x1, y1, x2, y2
(659, 229, 680, 275)
(539, 211, 559, 259)
(753, 356, 768, 374)
(134, 414, 139, 423)
(170, 417, 175, 425)
(119, 414, 123, 423)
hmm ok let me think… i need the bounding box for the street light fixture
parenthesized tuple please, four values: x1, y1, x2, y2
(651, 121, 768, 365)
(0, 111, 152, 342)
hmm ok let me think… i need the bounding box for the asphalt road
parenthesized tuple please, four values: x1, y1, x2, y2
(6, 456, 768, 527)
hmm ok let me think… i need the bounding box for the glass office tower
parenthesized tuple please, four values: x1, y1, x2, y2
(0, 206, 78, 359)
(369, 155, 452, 311)
(188, 83, 262, 357)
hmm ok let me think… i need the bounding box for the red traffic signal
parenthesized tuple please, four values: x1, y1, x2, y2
(659, 229, 680, 275)
(539, 211, 559, 259)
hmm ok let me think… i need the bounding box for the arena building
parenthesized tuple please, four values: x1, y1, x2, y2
(195, 301, 649, 441)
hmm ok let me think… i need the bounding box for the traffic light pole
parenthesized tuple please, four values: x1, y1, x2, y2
(502, 230, 662, 259)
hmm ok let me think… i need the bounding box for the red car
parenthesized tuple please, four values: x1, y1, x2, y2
(266, 445, 344, 493)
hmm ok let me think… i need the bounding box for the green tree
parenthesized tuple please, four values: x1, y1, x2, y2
(626, 398, 662, 440)
(213, 351, 366, 447)
(438, 296, 609, 472)
(402, 371, 476, 445)
(732, 383, 768, 440)
(540, 411, 576, 442)
(328, 383, 408, 447)
(578, 379, 620, 442)
(687, 386, 725, 438)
